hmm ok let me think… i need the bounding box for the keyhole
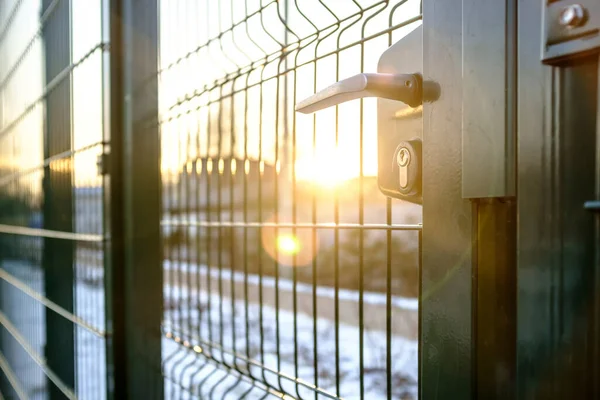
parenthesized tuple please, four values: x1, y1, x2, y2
(397, 148, 410, 167)
(397, 147, 410, 189)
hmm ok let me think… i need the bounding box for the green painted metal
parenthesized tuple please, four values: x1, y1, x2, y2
(41, 0, 76, 397)
(120, 0, 164, 397)
(517, 0, 600, 395)
(421, 0, 474, 397)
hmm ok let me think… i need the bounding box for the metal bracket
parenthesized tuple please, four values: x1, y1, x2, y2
(97, 153, 110, 176)
(542, 1, 600, 64)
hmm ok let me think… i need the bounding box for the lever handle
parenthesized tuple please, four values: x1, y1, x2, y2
(295, 73, 422, 114)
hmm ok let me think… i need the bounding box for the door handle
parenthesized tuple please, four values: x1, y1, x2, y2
(294, 25, 425, 204)
(295, 73, 422, 114)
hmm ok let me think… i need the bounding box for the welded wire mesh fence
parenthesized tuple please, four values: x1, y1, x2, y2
(159, 1, 423, 399)
(0, 0, 423, 399)
(0, 0, 108, 399)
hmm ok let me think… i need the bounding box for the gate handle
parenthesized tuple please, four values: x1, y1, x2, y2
(296, 73, 422, 114)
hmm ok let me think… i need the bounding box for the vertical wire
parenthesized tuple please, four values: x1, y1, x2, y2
(257, 42, 267, 388)
(191, 0, 205, 392)
(289, 4, 311, 396)
(334, 21, 341, 400)
(386, 12, 394, 400)
(273, 0, 284, 392)
(179, 90, 195, 396)
(201, 1, 215, 390)
(228, 43, 240, 380)
(227, 1, 241, 378)
(291, 54, 301, 400)
(69, 0, 79, 394)
(358, 18, 366, 400)
(311, 40, 319, 400)
(216, 0, 227, 377)
(178, 3, 196, 393)
(169, 4, 189, 385)
(163, 4, 178, 396)
(242, 0, 255, 386)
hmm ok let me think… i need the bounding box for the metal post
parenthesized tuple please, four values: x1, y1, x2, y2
(109, 0, 163, 397)
(105, 0, 127, 397)
(41, 1, 76, 398)
(421, 0, 474, 397)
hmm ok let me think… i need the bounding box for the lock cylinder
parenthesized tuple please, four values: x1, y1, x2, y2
(392, 139, 422, 198)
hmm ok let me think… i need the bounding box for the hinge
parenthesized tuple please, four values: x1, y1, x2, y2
(97, 153, 110, 176)
(542, 1, 600, 65)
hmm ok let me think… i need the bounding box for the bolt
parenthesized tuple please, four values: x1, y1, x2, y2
(397, 147, 410, 167)
(558, 4, 587, 28)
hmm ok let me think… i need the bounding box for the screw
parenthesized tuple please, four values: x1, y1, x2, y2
(397, 147, 410, 167)
(558, 4, 587, 28)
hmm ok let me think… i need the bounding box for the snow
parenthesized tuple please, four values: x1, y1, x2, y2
(164, 260, 418, 311)
(0, 257, 418, 399)
(162, 263, 418, 399)
(162, 292, 418, 400)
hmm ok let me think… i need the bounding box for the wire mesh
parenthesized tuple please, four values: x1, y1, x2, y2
(159, 1, 423, 399)
(0, 0, 108, 399)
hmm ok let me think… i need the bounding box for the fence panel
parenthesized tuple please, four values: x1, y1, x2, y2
(158, 1, 423, 399)
(0, 1, 425, 399)
(0, 0, 109, 398)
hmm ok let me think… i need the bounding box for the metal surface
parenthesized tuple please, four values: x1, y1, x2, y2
(3, 1, 597, 400)
(421, 0, 474, 397)
(118, 0, 164, 397)
(518, 0, 600, 397)
(296, 72, 422, 113)
(542, 0, 600, 64)
(378, 24, 423, 203)
(462, 0, 517, 199)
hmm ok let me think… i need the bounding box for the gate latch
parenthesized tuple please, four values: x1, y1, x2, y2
(295, 25, 428, 204)
(296, 73, 422, 114)
(542, 1, 600, 64)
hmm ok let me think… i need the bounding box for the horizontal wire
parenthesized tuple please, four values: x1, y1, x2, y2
(162, 327, 339, 399)
(0, 42, 108, 140)
(0, 269, 107, 338)
(0, 0, 60, 92)
(161, 220, 422, 231)
(0, 224, 104, 242)
(0, 141, 105, 187)
(162, 333, 300, 400)
(163, 14, 422, 117)
(0, 350, 28, 400)
(0, 0, 24, 46)
(0, 311, 77, 400)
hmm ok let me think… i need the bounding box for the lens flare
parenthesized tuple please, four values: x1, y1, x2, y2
(277, 234, 300, 255)
(261, 213, 318, 267)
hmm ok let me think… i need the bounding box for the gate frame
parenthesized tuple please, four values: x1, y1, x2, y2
(106, 0, 163, 398)
(422, 0, 600, 399)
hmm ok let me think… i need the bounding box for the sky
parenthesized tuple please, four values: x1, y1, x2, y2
(0, 0, 422, 193)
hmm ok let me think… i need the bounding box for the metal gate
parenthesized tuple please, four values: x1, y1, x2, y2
(2, 0, 599, 399)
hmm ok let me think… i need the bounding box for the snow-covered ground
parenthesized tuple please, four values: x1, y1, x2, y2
(0, 257, 417, 399)
(0, 260, 106, 400)
(163, 291, 417, 399)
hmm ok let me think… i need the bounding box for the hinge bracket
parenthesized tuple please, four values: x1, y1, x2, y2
(542, 1, 600, 65)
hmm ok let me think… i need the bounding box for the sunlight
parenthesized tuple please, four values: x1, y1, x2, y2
(294, 147, 377, 187)
(277, 234, 301, 255)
